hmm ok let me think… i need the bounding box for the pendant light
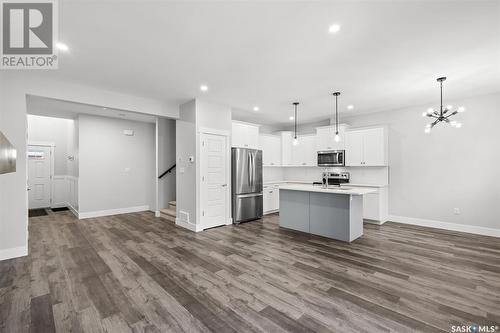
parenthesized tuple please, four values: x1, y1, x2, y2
(422, 77, 465, 133)
(292, 102, 299, 145)
(332, 92, 341, 142)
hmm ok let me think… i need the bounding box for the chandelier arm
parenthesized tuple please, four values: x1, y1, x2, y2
(444, 111, 458, 119)
(430, 119, 440, 128)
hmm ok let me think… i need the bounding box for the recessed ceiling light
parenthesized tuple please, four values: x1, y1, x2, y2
(347, 105, 354, 110)
(328, 24, 341, 34)
(289, 116, 294, 121)
(200, 85, 208, 92)
(102, 107, 107, 110)
(55, 42, 69, 52)
(253, 106, 260, 112)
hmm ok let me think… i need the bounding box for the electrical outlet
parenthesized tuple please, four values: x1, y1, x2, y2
(453, 208, 461, 215)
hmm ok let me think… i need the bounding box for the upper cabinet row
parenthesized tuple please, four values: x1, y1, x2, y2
(231, 121, 387, 167)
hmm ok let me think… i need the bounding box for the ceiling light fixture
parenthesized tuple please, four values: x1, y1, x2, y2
(200, 85, 208, 92)
(253, 106, 259, 112)
(347, 104, 354, 110)
(55, 42, 69, 52)
(289, 116, 294, 121)
(328, 24, 341, 34)
(332, 92, 341, 142)
(292, 102, 299, 145)
(422, 77, 465, 133)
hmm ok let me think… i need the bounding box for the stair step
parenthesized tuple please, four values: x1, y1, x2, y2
(168, 200, 176, 211)
(159, 208, 176, 223)
(160, 208, 176, 217)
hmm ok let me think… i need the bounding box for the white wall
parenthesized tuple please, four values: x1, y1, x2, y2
(176, 100, 197, 226)
(343, 93, 500, 231)
(0, 72, 173, 260)
(158, 117, 176, 209)
(78, 114, 155, 217)
(176, 99, 232, 231)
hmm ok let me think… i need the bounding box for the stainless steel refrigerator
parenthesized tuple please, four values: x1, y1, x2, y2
(231, 148, 263, 223)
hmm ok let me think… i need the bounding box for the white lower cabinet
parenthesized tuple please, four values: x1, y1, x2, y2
(362, 187, 388, 223)
(263, 184, 280, 214)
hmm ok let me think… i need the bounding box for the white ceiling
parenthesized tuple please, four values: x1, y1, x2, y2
(36, 0, 499, 126)
(26, 95, 157, 123)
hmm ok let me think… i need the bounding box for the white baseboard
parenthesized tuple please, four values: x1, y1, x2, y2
(68, 203, 79, 218)
(175, 218, 203, 232)
(155, 211, 161, 218)
(388, 215, 500, 238)
(79, 205, 149, 219)
(364, 219, 386, 226)
(0, 245, 28, 261)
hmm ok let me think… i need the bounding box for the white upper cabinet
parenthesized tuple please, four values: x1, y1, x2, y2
(259, 134, 281, 166)
(232, 122, 259, 149)
(345, 127, 387, 166)
(316, 125, 347, 151)
(292, 135, 316, 166)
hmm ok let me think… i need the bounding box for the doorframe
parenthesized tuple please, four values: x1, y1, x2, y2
(198, 127, 232, 230)
(27, 142, 55, 209)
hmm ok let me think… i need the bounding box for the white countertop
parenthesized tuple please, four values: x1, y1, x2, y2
(264, 180, 388, 188)
(279, 184, 377, 195)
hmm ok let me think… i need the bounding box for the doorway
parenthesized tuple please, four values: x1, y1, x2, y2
(200, 131, 230, 229)
(27, 144, 53, 209)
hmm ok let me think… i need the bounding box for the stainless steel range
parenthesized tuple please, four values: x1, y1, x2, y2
(322, 172, 350, 188)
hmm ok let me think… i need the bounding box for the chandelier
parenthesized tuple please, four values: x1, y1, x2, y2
(422, 77, 465, 133)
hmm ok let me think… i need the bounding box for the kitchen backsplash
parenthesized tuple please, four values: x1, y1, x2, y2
(264, 166, 389, 185)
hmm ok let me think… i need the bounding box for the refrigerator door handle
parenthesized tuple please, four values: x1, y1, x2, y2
(237, 193, 263, 198)
(250, 152, 254, 188)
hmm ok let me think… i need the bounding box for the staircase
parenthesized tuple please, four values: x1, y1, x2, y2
(160, 201, 176, 222)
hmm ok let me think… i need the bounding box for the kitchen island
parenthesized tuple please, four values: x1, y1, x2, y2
(279, 184, 376, 242)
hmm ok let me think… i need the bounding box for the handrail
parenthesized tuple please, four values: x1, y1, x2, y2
(158, 164, 176, 179)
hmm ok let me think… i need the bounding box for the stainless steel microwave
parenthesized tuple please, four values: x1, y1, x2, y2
(317, 150, 345, 167)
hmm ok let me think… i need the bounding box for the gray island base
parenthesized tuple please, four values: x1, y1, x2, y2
(279, 185, 376, 242)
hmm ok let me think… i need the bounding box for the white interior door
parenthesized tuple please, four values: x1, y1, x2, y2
(201, 133, 229, 229)
(28, 145, 52, 209)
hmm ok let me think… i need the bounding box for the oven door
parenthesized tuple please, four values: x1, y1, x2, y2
(317, 150, 345, 167)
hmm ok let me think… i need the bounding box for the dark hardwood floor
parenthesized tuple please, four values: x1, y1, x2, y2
(1, 210, 499, 333)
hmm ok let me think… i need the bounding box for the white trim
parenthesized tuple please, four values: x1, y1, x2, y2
(229, 120, 261, 127)
(388, 215, 500, 238)
(27, 141, 55, 147)
(155, 117, 159, 214)
(78, 205, 149, 219)
(198, 126, 231, 136)
(68, 203, 78, 218)
(0, 246, 28, 261)
(175, 218, 203, 232)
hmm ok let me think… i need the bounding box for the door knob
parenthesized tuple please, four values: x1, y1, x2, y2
(221, 184, 227, 187)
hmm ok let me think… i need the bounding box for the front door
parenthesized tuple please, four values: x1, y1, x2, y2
(201, 133, 228, 229)
(28, 145, 52, 209)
